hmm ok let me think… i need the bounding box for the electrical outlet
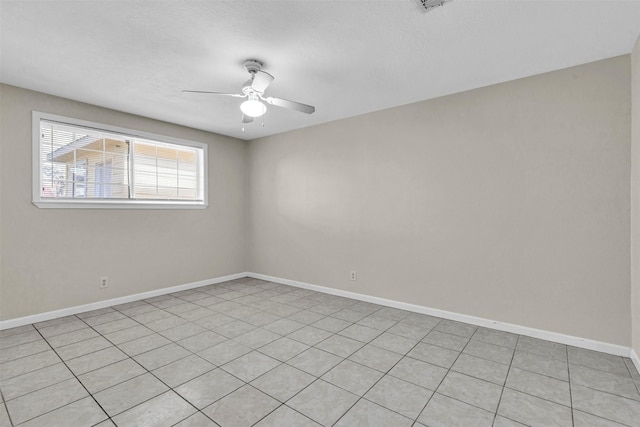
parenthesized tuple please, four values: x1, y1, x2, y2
(350, 271, 357, 281)
(99, 276, 108, 289)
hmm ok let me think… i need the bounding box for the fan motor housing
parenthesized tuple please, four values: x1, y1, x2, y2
(241, 80, 254, 95)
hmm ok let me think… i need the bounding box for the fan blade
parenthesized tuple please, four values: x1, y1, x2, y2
(242, 114, 254, 124)
(251, 71, 274, 93)
(264, 96, 315, 114)
(182, 90, 245, 97)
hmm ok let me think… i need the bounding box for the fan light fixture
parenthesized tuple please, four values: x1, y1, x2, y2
(183, 59, 315, 125)
(240, 93, 266, 117)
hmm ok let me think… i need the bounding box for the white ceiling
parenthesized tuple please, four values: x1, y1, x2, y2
(2, 0, 640, 141)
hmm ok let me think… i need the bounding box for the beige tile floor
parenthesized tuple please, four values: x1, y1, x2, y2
(0, 277, 639, 426)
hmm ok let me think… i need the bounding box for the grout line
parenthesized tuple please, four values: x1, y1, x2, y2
(411, 319, 471, 423)
(497, 347, 583, 412)
(56, 315, 167, 399)
(27, 322, 114, 426)
(56, 302, 215, 424)
(567, 345, 575, 427)
(506, 362, 567, 384)
(251, 303, 395, 425)
(0, 361, 76, 401)
(331, 329, 441, 426)
(0, 389, 15, 427)
(491, 332, 519, 426)
(251, 403, 317, 426)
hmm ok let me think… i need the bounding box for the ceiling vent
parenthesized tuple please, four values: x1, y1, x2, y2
(414, 0, 454, 13)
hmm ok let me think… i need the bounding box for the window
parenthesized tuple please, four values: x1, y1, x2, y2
(33, 112, 207, 208)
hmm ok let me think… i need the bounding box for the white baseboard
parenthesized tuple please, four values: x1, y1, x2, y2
(631, 348, 640, 374)
(0, 272, 249, 330)
(248, 272, 633, 358)
(1, 270, 634, 361)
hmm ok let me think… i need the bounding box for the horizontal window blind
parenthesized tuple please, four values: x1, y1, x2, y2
(38, 118, 205, 205)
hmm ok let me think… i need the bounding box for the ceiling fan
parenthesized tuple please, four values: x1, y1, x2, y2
(183, 59, 315, 124)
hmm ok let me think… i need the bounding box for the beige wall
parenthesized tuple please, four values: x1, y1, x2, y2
(632, 38, 640, 357)
(1, 55, 635, 350)
(0, 84, 249, 320)
(249, 56, 632, 346)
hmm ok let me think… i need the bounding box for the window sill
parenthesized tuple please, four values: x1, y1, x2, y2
(32, 200, 208, 209)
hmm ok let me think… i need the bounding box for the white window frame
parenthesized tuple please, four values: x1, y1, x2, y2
(32, 111, 208, 209)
